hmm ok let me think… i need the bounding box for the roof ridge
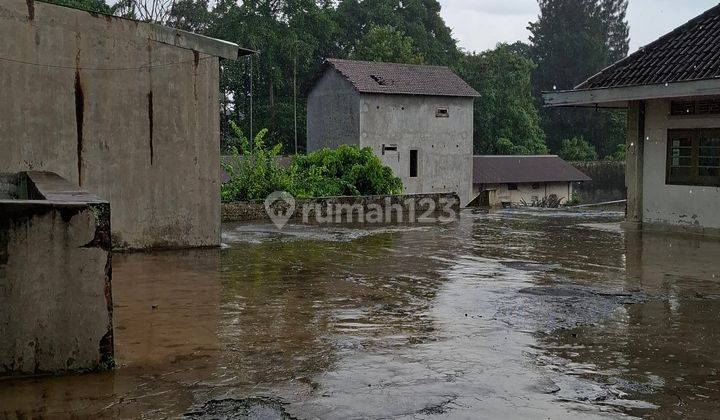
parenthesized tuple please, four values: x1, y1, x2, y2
(575, 3, 720, 90)
(326, 58, 452, 70)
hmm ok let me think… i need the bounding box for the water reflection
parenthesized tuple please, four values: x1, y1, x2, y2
(1, 210, 720, 418)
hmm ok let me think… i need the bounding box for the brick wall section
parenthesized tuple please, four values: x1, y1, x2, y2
(222, 193, 461, 223)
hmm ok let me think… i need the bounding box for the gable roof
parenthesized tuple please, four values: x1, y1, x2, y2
(473, 155, 591, 185)
(576, 4, 720, 90)
(322, 58, 480, 97)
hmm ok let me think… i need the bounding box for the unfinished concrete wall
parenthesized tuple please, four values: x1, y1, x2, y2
(306, 69, 361, 151)
(0, 0, 221, 249)
(0, 172, 113, 376)
(642, 99, 720, 231)
(572, 161, 626, 203)
(359, 95, 474, 205)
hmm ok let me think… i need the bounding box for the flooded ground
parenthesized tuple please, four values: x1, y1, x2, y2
(2, 209, 720, 419)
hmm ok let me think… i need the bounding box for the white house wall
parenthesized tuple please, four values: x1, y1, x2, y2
(475, 182, 573, 206)
(642, 99, 720, 229)
(359, 95, 474, 205)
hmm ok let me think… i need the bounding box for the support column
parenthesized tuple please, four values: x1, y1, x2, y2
(625, 100, 645, 228)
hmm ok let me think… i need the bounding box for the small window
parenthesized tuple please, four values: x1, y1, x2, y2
(436, 108, 449, 118)
(671, 98, 720, 116)
(532, 183, 541, 190)
(382, 144, 398, 155)
(410, 150, 418, 178)
(507, 183, 518, 191)
(667, 128, 720, 186)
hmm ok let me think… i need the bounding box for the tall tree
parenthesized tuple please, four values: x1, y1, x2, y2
(351, 25, 424, 64)
(459, 43, 547, 155)
(529, 0, 629, 157)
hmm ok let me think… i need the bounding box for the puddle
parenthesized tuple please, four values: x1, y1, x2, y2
(2, 210, 720, 418)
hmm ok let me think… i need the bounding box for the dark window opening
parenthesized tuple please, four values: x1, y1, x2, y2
(667, 128, 720, 186)
(436, 108, 449, 118)
(410, 150, 418, 178)
(532, 183, 541, 190)
(671, 99, 720, 116)
(507, 183, 518, 191)
(382, 144, 398, 155)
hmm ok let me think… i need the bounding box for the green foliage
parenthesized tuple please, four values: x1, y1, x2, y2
(558, 136, 598, 162)
(608, 143, 626, 161)
(529, 0, 630, 156)
(289, 146, 403, 198)
(351, 25, 424, 64)
(564, 192, 583, 207)
(41, 0, 111, 14)
(221, 123, 291, 202)
(459, 43, 547, 155)
(221, 126, 403, 202)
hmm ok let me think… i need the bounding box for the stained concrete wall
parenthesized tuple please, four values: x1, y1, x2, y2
(572, 161, 626, 204)
(0, 172, 113, 376)
(0, 0, 221, 249)
(359, 95, 474, 206)
(642, 99, 720, 230)
(474, 182, 573, 206)
(306, 70, 361, 151)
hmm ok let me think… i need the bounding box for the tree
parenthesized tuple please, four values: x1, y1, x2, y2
(459, 43, 547, 155)
(111, 0, 176, 22)
(44, 0, 111, 13)
(558, 136, 598, 161)
(529, 0, 629, 157)
(351, 25, 424, 64)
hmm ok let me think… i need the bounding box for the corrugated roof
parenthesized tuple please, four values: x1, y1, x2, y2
(323, 58, 480, 97)
(473, 155, 591, 185)
(576, 4, 720, 90)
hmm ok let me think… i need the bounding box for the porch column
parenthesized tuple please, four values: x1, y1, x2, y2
(625, 100, 645, 227)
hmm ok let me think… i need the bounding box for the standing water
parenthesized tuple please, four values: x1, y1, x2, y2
(2, 210, 720, 418)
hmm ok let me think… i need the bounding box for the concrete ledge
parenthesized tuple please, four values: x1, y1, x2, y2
(0, 172, 113, 376)
(222, 193, 461, 223)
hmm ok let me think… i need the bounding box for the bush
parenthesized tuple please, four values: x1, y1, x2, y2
(558, 136, 598, 162)
(221, 125, 403, 202)
(221, 123, 292, 202)
(564, 192, 583, 207)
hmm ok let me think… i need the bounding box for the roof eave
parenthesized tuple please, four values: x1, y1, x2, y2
(543, 78, 720, 108)
(137, 23, 257, 60)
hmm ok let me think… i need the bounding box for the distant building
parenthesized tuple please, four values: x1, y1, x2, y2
(0, 0, 254, 249)
(544, 4, 720, 234)
(306, 59, 480, 205)
(472, 155, 591, 207)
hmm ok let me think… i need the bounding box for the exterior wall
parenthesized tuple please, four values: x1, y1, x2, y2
(359, 95, 474, 205)
(306, 70, 361, 151)
(0, 172, 113, 376)
(0, 0, 221, 249)
(474, 182, 573, 206)
(642, 99, 720, 230)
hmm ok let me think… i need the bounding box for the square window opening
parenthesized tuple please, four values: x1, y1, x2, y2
(507, 183, 518, 191)
(667, 128, 720, 186)
(436, 108, 449, 118)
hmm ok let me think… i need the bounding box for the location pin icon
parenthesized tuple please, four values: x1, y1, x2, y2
(264, 191, 296, 229)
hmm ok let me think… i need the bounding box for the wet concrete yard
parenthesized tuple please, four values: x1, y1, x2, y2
(2, 210, 720, 418)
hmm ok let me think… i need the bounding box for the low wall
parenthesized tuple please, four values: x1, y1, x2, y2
(222, 193, 461, 223)
(572, 161, 626, 204)
(0, 172, 113, 376)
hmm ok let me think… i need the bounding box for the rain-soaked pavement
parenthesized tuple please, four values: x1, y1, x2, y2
(2, 209, 720, 419)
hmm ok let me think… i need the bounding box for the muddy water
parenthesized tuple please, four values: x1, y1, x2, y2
(2, 210, 720, 418)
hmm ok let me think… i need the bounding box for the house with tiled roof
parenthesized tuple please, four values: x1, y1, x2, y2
(544, 4, 720, 234)
(472, 155, 591, 207)
(307, 59, 480, 205)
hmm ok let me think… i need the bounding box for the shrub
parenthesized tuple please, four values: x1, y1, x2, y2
(558, 136, 598, 162)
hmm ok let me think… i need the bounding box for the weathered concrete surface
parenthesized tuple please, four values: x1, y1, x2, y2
(641, 98, 720, 231)
(0, 0, 222, 249)
(0, 172, 113, 376)
(473, 181, 574, 207)
(222, 192, 461, 223)
(572, 161, 626, 204)
(625, 100, 644, 227)
(307, 69, 475, 206)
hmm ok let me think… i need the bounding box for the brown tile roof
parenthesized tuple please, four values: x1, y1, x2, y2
(323, 58, 480, 97)
(473, 155, 591, 185)
(576, 4, 720, 90)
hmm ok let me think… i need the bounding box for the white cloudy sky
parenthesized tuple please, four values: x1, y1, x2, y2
(438, 0, 718, 53)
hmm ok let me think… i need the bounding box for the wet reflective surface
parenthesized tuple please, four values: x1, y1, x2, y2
(2, 210, 720, 418)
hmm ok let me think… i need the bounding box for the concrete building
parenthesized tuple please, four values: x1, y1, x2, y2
(472, 155, 590, 207)
(544, 4, 720, 235)
(307, 59, 479, 205)
(0, 0, 254, 249)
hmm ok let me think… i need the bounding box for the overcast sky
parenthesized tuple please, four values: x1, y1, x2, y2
(439, 0, 718, 53)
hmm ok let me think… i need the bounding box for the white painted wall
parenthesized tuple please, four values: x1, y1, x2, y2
(643, 99, 720, 229)
(474, 182, 573, 206)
